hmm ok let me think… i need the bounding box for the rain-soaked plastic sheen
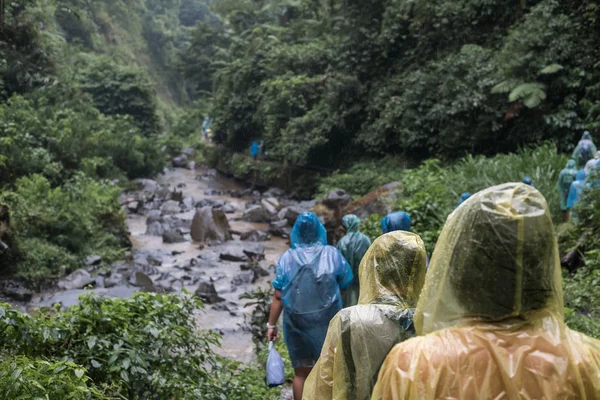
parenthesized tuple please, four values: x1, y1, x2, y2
(337, 215, 372, 307)
(372, 183, 600, 400)
(273, 213, 353, 368)
(303, 231, 427, 400)
(381, 212, 411, 234)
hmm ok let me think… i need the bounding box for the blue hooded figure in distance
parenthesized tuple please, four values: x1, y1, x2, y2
(270, 213, 353, 370)
(458, 192, 471, 207)
(251, 141, 260, 159)
(381, 212, 411, 234)
(567, 169, 589, 215)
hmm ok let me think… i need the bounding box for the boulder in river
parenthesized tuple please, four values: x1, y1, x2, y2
(231, 271, 256, 286)
(190, 207, 232, 242)
(146, 221, 166, 236)
(219, 249, 247, 262)
(146, 210, 162, 225)
(260, 198, 278, 218)
(240, 263, 270, 281)
(240, 230, 271, 242)
(131, 271, 156, 292)
(85, 255, 102, 267)
(0, 280, 33, 302)
(320, 188, 352, 209)
(162, 230, 187, 243)
(243, 245, 265, 261)
(345, 181, 400, 220)
(222, 204, 236, 214)
(269, 219, 291, 238)
(172, 155, 188, 168)
(195, 282, 225, 304)
(161, 200, 182, 216)
(57, 269, 94, 290)
(243, 205, 269, 223)
(284, 206, 305, 226)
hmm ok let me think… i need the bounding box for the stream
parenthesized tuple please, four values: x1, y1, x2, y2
(21, 166, 291, 363)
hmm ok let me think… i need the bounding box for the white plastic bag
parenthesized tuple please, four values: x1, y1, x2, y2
(266, 341, 285, 387)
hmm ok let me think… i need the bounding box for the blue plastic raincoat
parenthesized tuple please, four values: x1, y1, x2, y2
(572, 131, 597, 168)
(567, 169, 588, 211)
(336, 215, 371, 308)
(251, 141, 259, 158)
(381, 212, 411, 234)
(273, 213, 353, 368)
(523, 177, 533, 186)
(458, 192, 471, 207)
(557, 160, 578, 211)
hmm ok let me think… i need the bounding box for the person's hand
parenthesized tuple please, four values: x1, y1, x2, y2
(267, 327, 278, 342)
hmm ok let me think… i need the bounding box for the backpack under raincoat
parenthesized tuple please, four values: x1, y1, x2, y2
(336, 215, 371, 307)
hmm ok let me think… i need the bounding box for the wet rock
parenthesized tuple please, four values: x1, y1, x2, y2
(131, 271, 156, 292)
(188, 161, 196, 170)
(146, 210, 162, 225)
(172, 155, 188, 168)
(211, 302, 231, 312)
(127, 201, 141, 213)
(204, 189, 222, 196)
(240, 263, 270, 281)
(222, 204, 236, 214)
(182, 197, 194, 212)
(57, 269, 94, 290)
(345, 182, 400, 220)
(240, 230, 271, 242)
(210, 272, 227, 282)
(104, 272, 124, 289)
(263, 187, 286, 198)
(171, 190, 184, 203)
(94, 276, 106, 289)
(269, 219, 291, 238)
(320, 189, 352, 208)
(162, 230, 187, 244)
(85, 255, 102, 266)
(219, 249, 247, 262)
(183, 148, 195, 157)
(264, 197, 281, 210)
(231, 271, 256, 286)
(161, 200, 182, 216)
(0, 281, 33, 302)
(146, 221, 166, 236)
(243, 205, 269, 223)
(190, 207, 232, 242)
(243, 245, 265, 261)
(146, 254, 162, 266)
(284, 206, 305, 226)
(195, 282, 225, 304)
(137, 179, 159, 194)
(261, 199, 278, 218)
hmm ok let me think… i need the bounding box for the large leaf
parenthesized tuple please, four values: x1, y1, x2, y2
(509, 83, 547, 108)
(539, 64, 564, 75)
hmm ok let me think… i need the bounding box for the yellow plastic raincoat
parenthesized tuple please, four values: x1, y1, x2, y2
(303, 231, 427, 400)
(372, 183, 600, 400)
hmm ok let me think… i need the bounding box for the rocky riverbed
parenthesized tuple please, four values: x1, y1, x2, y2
(0, 165, 323, 363)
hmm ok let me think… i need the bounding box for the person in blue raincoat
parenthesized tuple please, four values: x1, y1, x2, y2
(381, 212, 411, 234)
(336, 215, 371, 308)
(523, 177, 534, 187)
(458, 192, 471, 207)
(202, 116, 212, 140)
(251, 141, 259, 160)
(267, 212, 353, 400)
(572, 131, 597, 169)
(567, 169, 588, 223)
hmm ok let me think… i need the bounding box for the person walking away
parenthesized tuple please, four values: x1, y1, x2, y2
(202, 116, 212, 140)
(372, 183, 600, 400)
(457, 192, 471, 208)
(567, 169, 589, 224)
(557, 160, 578, 222)
(251, 141, 259, 160)
(336, 215, 371, 307)
(523, 176, 533, 186)
(584, 151, 600, 174)
(381, 212, 411, 234)
(573, 130, 597, 169)
(267, 213, 353, 400)
(303, 231, 427, 400)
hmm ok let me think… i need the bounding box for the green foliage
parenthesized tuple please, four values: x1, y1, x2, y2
(0, 292, 279, 399)
(78, 57, 161, 135)
(0, 357, 118, 400)
(359, 214, 383, 242)
(0, 174, 127, 287)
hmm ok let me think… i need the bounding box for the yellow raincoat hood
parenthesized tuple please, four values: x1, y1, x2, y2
(303, 231, 427, 400)
(373, 183, 600, 400)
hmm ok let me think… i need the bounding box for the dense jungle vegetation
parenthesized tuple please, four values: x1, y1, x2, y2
(1, 0, 599, 398)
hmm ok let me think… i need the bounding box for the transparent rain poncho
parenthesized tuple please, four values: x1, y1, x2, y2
(381, 212, 411, 234)
(585, 151, 600, 173)
(573, 131, 597, 168)
(273, 213, 353, 368)
(557, 160, 578, 211)
(567, 169, 588, 210)
(372, 183, 600, 400)
(303, 231, 427, 400)
(336, 215, 372, 307)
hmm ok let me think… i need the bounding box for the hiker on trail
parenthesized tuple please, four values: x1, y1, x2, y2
(336, 215, 371, 307)
(381, 212, 411, 234)
(251, 141, 259, 160)
(584, 151, 600, 174)
(572, 131, 597, 169)
(457, 192, 471, 207)
(303, 231, 427, 400)
(523, 176, 533, 186)
(372, 183, 600, 400)
(567, 169, 589, 222)
(557, 160, 578, 220)
(267, 212, 353, 400)
(202, 116, 212, 140)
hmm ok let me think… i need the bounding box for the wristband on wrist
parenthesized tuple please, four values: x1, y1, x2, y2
(266, 323, 277, 329)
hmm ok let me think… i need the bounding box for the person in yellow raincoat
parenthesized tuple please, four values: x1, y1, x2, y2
(303, 230, 427, 400)
(372, 183, 600, 400)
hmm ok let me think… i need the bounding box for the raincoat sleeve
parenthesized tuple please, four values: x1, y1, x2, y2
(272, 251, 290, 290)
(334, 249, 353, 290)
(567, 182, 579, 210)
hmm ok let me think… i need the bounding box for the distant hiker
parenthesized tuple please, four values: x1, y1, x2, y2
(523, 177, 533, 187)
(251, 141, 259, 160)
(202, 116, 212, 140)
(584, 151, 600, 174)
(336, 215, 371, 308)
(567, 169, 588, 223)
(457, 192, 471, 207)
(557, 160, 578, 221)
(267, 213, 353, 400)
(572, 131, 597, 169)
